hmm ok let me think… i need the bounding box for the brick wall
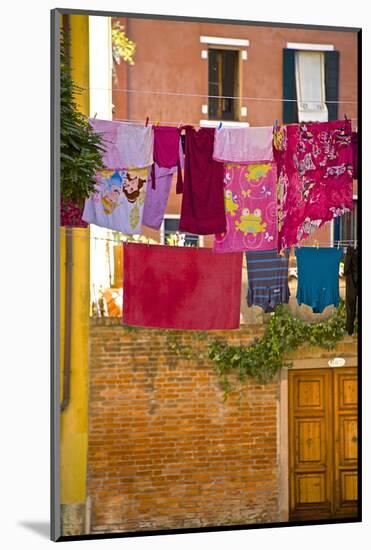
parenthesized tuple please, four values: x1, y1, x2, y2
(87, 319, 357, 534)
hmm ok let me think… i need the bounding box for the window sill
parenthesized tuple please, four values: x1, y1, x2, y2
(199, 119, 250, 127)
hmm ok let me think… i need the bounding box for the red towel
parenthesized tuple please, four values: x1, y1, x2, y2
(179, 126, 226, 235)
(122, 243, 243, 330)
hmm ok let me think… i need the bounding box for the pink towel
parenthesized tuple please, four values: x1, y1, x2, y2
(122, 243, 243, 330)
(214, 162, 278, 252)
(151, 125, 183, 191)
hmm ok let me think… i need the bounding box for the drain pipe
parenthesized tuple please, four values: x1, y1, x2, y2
(85, 496, 92, 534)
(61, 227, 73, 411)
(60, 17, 73, 413)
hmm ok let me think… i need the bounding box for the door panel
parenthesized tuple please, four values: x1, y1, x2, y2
(337, 372, 357, 408)
(295, 418, 325, 465)
(334, 368, 358, 517)
(296, 472, 326, 504)
(289, 367, 358, 520)
(339, 416, 358, 462)
(295, 378, 325, 411)
(289, 370, 333, 520)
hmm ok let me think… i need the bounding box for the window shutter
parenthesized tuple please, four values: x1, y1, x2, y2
(325, 51, 339, 121)
(208, 49, 219, 119)
(222, 50, 237, 120)
(282, 48, 298, 123)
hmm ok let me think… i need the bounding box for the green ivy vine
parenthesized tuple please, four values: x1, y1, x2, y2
(164, 300, 356, 399)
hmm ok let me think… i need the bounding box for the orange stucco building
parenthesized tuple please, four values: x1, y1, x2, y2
(111, 16, 358, 247)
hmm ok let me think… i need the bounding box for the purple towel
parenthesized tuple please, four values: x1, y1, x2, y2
(142, 165, 175, 230)
(142, 143, 184, 230)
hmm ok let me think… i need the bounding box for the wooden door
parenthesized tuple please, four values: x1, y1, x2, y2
(288, 367, 358, 520)
(333, 368, 358, 517)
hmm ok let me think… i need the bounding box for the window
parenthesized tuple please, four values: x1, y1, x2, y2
(208, 48, 239, 121)
(282, 48, 339, 123)
(295, 51, 328, 122)
(162, 217, 200, 247)
(333, 200, 358, 242)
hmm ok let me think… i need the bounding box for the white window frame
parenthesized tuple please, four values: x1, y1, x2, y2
(202, 36, 249, 124)
(200, 36, 250, 47)
(199, 120, 250, 128)
(161, 215, 204, 247)
(294, 49, 328, 122)
(286, 42, 334, 51)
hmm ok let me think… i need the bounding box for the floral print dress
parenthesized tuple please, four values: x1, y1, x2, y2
(273, 119, 354, 252)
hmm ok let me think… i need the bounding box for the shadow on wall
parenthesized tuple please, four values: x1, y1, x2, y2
(240, 256, 346, 325)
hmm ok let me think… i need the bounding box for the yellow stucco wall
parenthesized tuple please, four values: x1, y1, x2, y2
(60, 14, 90, 505)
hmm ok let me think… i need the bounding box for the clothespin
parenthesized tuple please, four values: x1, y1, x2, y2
(344, 113, 348, 121)
(178, 121, 183, 129)
(337, 240, 340, 249)
(354, 240, 357, 249)
(145, 116, 149, 127)
(217, 121, 223, 131)
(155, 120, 160, 126)
(93, 112, 98, 119)
(274, 119, 279, 129)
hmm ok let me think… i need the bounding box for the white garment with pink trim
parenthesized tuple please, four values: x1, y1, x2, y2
(89, 118, 153, 169)
(213, 126, 274, 164)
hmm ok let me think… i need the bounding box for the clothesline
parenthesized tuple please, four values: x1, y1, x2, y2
(60, 231, 357, 247)
(72, 117, 357, 255)
(85, 85, 358, 104)
(99, 116, 358, 128)
(74, 116, 358, 325)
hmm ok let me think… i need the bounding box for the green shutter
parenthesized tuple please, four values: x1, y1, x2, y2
(282, 48, 298, 124)
(208, 49, 219, 119)
(325, 51, 339, 121)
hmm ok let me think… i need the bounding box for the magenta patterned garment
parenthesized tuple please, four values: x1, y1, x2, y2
(273, 120, 354, 252)
(60, 199, 88, 228)
(213, 162, 277, 253)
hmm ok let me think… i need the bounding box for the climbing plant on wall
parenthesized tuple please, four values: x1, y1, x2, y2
(164, 301, 355, 399)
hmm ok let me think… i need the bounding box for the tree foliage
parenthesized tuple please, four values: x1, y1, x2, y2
(60, 31, 105, 205)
